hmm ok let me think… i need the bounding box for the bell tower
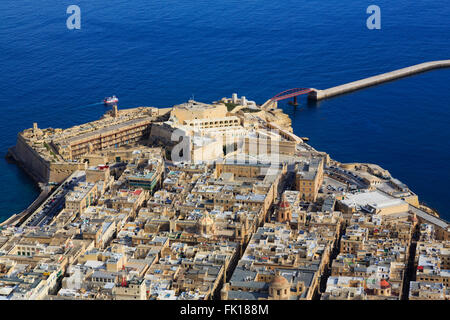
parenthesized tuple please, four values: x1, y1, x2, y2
(277, 194, 292, 223)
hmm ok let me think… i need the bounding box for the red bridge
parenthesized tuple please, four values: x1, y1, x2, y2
(270, 88, 312, 105)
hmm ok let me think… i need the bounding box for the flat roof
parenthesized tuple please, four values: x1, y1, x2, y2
(63, 117, 151, 145)
(341, 191, 405, 209)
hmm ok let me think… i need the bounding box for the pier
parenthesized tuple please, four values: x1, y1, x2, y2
(308, 60, 450, 100)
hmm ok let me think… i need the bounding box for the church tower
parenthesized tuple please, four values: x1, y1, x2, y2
(277, 194, 292, 223)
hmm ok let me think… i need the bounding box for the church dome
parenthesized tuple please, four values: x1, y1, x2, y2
(380, 279, 390, 289)
(270, 274, 289, 289)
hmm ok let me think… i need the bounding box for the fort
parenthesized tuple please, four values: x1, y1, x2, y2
(7, 106, 163, 184)
(6, 96, 299, 186)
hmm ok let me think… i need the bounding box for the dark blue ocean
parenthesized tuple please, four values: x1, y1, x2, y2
(0, 0, 449, 222)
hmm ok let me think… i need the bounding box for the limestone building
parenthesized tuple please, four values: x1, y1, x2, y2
(295, 157, 324, 202)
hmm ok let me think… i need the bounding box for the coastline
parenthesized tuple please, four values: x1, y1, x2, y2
(6, 146, 46, 189)
(1, 95, 449, 301)
(2, 144, 51, 226)
(3, 101, 446, 227)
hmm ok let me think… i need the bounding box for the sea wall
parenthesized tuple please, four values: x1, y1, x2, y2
(309, 60, 450, 100)
(12, 134, 51, 183)
(11, 134, 87, 184)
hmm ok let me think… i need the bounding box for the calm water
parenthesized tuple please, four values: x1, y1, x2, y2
(0, 0, 449, 221)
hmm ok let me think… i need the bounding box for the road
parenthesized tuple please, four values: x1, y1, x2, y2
(22, 171, 86, 227)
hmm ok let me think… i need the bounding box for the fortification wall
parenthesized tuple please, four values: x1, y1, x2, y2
(149, 123, 176, 145)
(13, 134, 88, 184)
(48, 162, 87, 183)
(14, 134, 50, 183)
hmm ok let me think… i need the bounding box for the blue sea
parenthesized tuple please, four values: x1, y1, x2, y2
(0, 0, 449, 222)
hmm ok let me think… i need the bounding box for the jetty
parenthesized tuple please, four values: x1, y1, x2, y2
(308, 60, 450, 100)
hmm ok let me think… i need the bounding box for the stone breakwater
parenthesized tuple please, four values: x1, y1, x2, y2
(308, 60, 450, 100)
